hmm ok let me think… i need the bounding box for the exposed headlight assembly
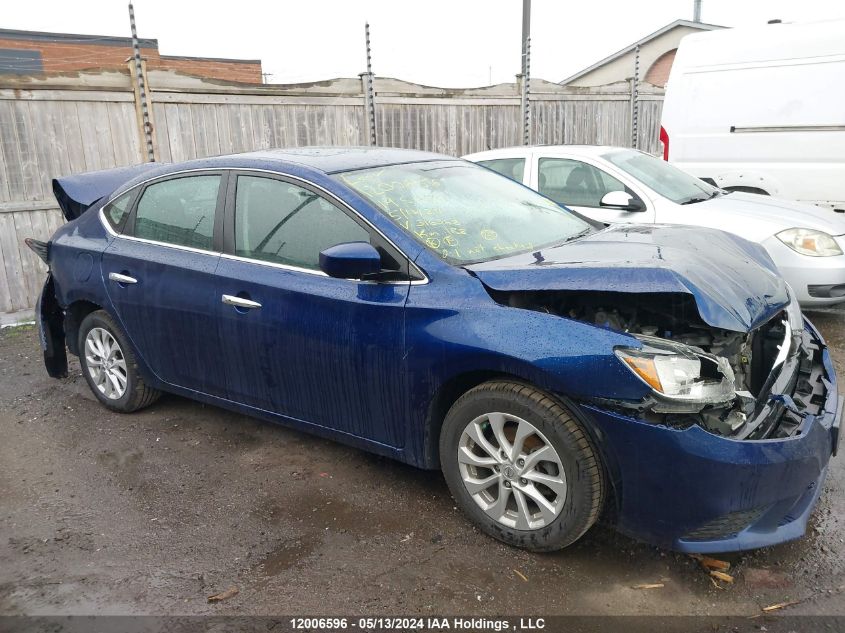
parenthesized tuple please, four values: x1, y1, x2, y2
(615, 335, 736, 409)
(776, 228, 843, 257)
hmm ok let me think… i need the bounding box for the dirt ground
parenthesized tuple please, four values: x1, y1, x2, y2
(0, 308, 843, 618)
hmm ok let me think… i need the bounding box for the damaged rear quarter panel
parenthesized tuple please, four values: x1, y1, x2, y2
(48, 208, 114, 310)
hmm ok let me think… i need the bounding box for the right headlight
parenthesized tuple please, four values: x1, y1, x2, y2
(615, 335, 736, 406)
(776, 228, 843, 257)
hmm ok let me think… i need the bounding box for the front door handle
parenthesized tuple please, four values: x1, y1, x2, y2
(222, 294, 262, 310)
(108, 272, 138, 285)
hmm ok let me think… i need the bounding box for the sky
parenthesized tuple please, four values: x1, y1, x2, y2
(4, 0, 845, 87)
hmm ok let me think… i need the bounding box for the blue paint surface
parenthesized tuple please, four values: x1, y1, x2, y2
(469, 224, 788, 332)
(40, 148, 839, 552)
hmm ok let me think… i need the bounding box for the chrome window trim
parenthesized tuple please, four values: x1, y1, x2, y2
(98, 217, 221, 257)
(220, 251, 329, 277)
(99, 166, 429, 285)
(218, 251, 425, 286)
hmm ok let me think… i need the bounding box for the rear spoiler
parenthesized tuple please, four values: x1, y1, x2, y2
(52, 163, 162, 221)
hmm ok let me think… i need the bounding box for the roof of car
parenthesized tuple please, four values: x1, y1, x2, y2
(83, 147, 458, 205)
(227, 146, 452, 173)
(463, 145, 627, 161)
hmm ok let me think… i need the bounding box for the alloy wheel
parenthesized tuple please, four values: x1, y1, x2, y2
(457, 412, 567, 530)
(84, 327, 128, 400)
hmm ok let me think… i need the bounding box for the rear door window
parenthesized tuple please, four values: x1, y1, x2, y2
(134, 175, 221, 250)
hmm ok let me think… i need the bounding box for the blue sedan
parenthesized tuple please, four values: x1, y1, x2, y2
(30, 147, 840, 552)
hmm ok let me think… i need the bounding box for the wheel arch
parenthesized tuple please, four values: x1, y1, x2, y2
(422, 370, 523, 470)
(710, 170, 781, 196)
(722, 185, 770, 196)
(423, 371, 622, 524)
(65, 299, 103, 356)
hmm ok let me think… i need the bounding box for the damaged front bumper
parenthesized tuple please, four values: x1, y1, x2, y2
(579, 318, 841, 553)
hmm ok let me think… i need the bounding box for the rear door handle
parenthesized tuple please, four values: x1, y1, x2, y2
(108, 272, 137, 285)
(222, 294, 262, 309)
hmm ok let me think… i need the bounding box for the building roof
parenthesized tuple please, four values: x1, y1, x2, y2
(0, 28, 260, 65)
(559, 19, 723, 84)
(159, 54, 261, 65)
(0, 27, 158, 48)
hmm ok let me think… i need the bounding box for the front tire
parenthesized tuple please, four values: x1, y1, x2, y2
(78, 310, 160, 413)
(440, 381, 604, 551)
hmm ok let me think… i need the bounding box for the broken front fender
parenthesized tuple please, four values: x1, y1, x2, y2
(578, 320, 839, 552)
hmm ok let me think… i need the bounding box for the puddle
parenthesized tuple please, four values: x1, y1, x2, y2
(256, 534, 321, 576)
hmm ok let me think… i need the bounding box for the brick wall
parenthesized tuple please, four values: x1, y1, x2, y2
(0, 36, 262, 83)
(156, 55, 262, 84)
(644, 48, 677, 88)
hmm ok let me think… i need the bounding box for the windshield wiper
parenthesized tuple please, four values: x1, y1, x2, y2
(551, 227, 592, 246)
(682, 190, 723, 205)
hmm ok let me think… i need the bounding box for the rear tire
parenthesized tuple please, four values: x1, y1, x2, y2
(78, 310, 160, 413)
(439, 381, 604, 552)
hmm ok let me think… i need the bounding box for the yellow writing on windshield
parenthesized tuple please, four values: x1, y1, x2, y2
(340, 169, 531, 261)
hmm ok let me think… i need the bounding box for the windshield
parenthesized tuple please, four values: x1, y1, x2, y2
(602, 149, 719, 204)
(336, 160, 592, 264)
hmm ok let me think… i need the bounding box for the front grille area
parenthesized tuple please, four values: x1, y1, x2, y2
(742, 318, 827, 440)
(681, 507, 768, 541)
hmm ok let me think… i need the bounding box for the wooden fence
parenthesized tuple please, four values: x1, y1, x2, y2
(0, 70, 663, 314)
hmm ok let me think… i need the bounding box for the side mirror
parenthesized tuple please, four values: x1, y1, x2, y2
(600, 190, 646, 211)
(319, 242, 382, 279)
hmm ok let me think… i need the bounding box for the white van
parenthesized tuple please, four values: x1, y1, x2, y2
(660, 19, 845, 213)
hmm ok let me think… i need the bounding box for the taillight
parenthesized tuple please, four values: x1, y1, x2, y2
(659, 126, 669, 161)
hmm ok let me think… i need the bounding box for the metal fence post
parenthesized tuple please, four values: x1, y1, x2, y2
(631, 44, 640, 149)
(361, 22, 377, 146)
(128, 2, 156, 162)
(521, 37, 531, 145)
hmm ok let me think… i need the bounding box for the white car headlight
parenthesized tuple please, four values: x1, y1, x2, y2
(776, 228, 843, 257)
(615, 336, 735, 405)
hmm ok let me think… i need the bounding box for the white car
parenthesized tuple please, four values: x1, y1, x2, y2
(463, 146, 845, 307)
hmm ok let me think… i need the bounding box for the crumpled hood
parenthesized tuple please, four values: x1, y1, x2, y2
(467, 224, 790, 333)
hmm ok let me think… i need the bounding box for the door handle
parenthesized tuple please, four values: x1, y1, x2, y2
(222, 294, 262, 309)
(108, 272, 138, 285)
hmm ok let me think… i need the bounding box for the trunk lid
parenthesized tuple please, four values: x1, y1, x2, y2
(52, 163, 161, 221)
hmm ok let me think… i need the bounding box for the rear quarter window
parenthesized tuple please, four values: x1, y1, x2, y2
(477, 158, 525, 182)
(102, 191, 134, 233)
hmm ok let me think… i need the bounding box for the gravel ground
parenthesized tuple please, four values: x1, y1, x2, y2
(0, 308, 843, 617)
